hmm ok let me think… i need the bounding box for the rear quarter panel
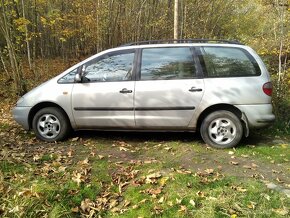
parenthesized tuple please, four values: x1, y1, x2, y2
(188, 45, 272, 128)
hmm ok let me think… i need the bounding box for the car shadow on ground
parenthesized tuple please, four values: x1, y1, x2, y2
(72, 130, 203, 144)
(71, 129, 275, 148)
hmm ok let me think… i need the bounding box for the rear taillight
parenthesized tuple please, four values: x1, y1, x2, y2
(263, 82, 272, 96)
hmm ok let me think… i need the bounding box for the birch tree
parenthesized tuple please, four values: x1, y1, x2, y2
(174, 0, 179, 40)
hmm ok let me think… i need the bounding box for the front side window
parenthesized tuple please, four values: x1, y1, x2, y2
(84, 51, 135, 82)
(141, 47, 196, 80)
(58, 68, 78, 83)
(202, 47, 261, 77)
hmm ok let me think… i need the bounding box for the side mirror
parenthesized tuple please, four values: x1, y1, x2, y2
(75, 65, 86, 83)
(74, 73, 82, 83)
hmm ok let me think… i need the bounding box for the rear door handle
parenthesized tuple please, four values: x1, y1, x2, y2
(120, 88, 133, 94)
(189, 87, 203, 92)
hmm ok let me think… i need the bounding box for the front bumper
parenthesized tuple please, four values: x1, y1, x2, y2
(12, 106, 31, 130)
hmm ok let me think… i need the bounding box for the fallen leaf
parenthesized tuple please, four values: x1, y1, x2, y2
(71, 137, 79, 142)
(58, 166, 66, 172)
(98, 155, 105, 159)
(178, 205, 187, 212)
(164, 147, 172, 151)
(189, 199, 196, 207)
(237, 187, 247, 192)
(147, 188, 162, 196)
(67, 150, 73, 157)
(153, 205, 163, 214)
(196, 191, 205, 197)
(247, 201, 256, 209)
(243, 165, 252, 169)
(72, 172, 83, 186)
(109, 199, 118, 209)
(119, 147, 129, 151)
(261, 193, 270, 201)
(124, 200, 131, 207)
(176, 198, 182, 204)
(71, 207, 79, 213)
(273, 207, 289, 216)
(146, 172, 161, 184)
(230, 161, 239, 165)
(78, 158, 89, 165)
(144, 160, 153, 164)
(139, 199, 148, 204)
(205, 168, 214, 174)
(33, 155, 41, 161)
(176, 169, 192, 174)
(251, 163, 258, 168)
(231, 186, 247, 192)
(280, 144, 288, 148)
(159, 177, 169, 186)
(80, 198, 94, 212)
(158, 196, 164, 203)
(276, 177, 283, 183)
(110, 207, 120, 213)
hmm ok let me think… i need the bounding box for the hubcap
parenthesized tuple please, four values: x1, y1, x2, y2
(37, 114, 61, 139)
(208, 118, 236, 145)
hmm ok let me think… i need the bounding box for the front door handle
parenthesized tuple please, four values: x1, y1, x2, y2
(189, 87, 203, 92)
(120, 88, 133, 94)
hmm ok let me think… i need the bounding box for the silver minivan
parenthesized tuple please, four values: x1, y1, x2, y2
(12, 39, 275, 148)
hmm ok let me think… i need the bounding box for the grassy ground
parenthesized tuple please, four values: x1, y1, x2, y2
(0, 99, 289, 217)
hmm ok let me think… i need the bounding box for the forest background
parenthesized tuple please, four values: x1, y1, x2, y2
(0, 0, 289, 132)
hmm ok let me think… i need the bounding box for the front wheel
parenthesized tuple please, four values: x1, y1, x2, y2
(32, 107, 71, 142)
(200, 110, 243, 149)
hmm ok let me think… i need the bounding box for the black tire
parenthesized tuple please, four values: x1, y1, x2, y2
(200, 110, 243, 149)
(32, 107, 71, 142)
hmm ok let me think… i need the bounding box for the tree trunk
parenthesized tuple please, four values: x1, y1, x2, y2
(0, 50, 10, 78)
(21, 0, 32, 71)
(174, 0, 179, 40)
(0, 0, 26, 95)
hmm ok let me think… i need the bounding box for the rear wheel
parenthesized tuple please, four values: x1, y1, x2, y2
(200, 110, 243, 148)
(32, 107, 70, 142)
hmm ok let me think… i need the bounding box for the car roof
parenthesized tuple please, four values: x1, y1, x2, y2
(113, 39, 247, 51)
(120, 39, 243, 46)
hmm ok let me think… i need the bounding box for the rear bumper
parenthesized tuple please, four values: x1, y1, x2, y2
(235, 104, 275, 128)
(12, 106, 31, 130)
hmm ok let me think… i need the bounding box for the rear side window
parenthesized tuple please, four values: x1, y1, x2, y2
(201, 47, 261, 77)
(141, 47, 196, 80)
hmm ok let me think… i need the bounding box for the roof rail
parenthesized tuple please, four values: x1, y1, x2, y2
(121, 39, 243, 46)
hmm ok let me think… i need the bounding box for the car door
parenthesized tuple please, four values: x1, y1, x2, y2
(72, 49, 136, 128)
(134, 46, 204, 128)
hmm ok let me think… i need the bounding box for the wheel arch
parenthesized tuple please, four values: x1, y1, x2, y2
(196, 104, 249, 136)
(28, 102, 71, 129)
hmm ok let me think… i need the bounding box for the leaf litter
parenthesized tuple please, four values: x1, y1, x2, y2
(0, 101, 289, 217)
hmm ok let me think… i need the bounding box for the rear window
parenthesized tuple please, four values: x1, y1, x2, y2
(201, 47, 261, 77)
